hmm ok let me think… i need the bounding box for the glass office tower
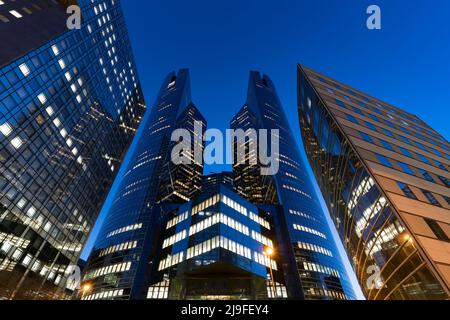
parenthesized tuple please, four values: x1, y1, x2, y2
(145, 180, 285, 300)
(0, 0, 145, 299)
(231, 71, 353, 300)
(81, 69, 207, 300)
(297, 64, 450, 299)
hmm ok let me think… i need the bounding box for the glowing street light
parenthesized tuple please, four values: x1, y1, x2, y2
(263, 247, 276, 299)
(80, 283, 92, 300)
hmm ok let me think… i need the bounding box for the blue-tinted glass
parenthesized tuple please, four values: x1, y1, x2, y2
(365, 121, 377, 131)
(400, 135, 411, 145)
(352, 106, 364, 115)
(415, 142, 428, 151)
(383, 129, 395, 138)
(380, 140, 394, 151)
(369, 114, 380, 122)
(418, 153, 431, 164)
(397, 182, 418, 200)
(385, 120, 396, 128)
(346, 114, 358, 124)
(359, 132, 373, 143)
(434, 160, 448, 172)
(419, 169, 435, 183)
(430, 148, 442, 157)
(372, 107, 383, 115)
(421, 190, 441, 207)
(335, 99, 346, 109)
(399, 147, 413, 158)
(398, 162, 415, 175)
(376, 154, 393, 168)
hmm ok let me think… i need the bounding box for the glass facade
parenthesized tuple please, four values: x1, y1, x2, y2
(145, 183, 285, 300)
(81, 69, 207, 300)
(297, 64, 450, 299)
(230, 71, 353, 300)
(0, 0, 145, 299)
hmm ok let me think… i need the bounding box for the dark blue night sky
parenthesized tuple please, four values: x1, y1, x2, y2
(81, 0, 450, 299)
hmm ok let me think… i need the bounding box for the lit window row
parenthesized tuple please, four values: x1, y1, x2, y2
(298, 242, 333, 257)
(288, 209, 317, 222)
(84, 262, 131, 280)
(82, 289, 124, 300)
(99, 241, 138, 257)
(160, 235, 279, 272)
(166, 211, 189, 230)
(293, 224, 327, 239)
(306, 287, 346, 300)
(266, 279, 288, 299)
(221, 194, 248, 216)
(254, 252, 277, 270)
(303, 261, 340, 278)
(251, 230, 273, 248)
(282, 185, 312, 199)
(147, 279, 170, 299)
(107, 223, 142, 238)
(189, 213, 250, 237)
(192, 194, 220, 215)
(186, 236, 252, 261)
(131, 156, 162, 170)
(162, 230, 187, 249)
(0, 232, 30, 252)
(249, 212, 271, 230)
(348, 177, 375, 210)
(158, 252, 184, 271)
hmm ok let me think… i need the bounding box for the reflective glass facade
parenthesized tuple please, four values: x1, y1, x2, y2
(298, 64, 450, 299)
(231, 71, 353, 300)
(81, 69, 207, 300)
(0, 0, 145, 299)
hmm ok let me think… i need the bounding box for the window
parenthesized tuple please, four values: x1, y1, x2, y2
(438, 176, 450, 188)
(434, 160, 448, 172)
(383, 129, 395, 138)
(443, 196, 450, 205)
(397, 182, 417, 200)
(424, 218, 449, 242)
(352, 107, 364, 115)
(335, 99, 346, 109)
(0, 122, 12, 136)
(430, 148, 442, 158)
(400, 135, 411, 145)
(417, 153, 431, 165)
(365, 122, 377, 131)
(380, 140, 394, 151)
(398, 162, 415, 175)
(359, 132, 373, 143)
(399, 147, 413, 158)
(19, 63, 30, 77)
(346, 114, 358, 124)
(9, 10, 23, 18)
(421, 189, 441, 207)
(419, 169, 435, 183)
(415, 142, 428, 152)
(376, 154, 393, 168)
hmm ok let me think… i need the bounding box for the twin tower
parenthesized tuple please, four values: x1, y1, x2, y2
(81, 69, 355, 300)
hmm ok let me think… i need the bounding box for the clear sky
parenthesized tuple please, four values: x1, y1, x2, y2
(81, 0, 450, 300)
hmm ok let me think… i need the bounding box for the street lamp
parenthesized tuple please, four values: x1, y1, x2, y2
(80, 283, 92, 300)
(263, 247, 276, 299)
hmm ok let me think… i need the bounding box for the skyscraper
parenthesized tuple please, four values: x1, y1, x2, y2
(230, 71, 354, 300)
(297, 64, 450, 299)
(81, 70, 355, 301)
(0, 0, 145, 299)
(81, 69, 207, 300)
